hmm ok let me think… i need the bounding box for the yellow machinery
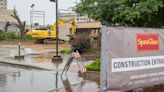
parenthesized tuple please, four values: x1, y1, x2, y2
(27, 18, 76, 44)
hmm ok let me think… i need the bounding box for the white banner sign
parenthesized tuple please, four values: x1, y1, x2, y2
(112, 56, 164, 72)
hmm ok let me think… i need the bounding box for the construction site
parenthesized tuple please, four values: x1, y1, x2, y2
(1, 0, 164, 92)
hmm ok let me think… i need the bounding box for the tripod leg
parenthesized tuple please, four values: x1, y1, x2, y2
(65, 66, 70, 74)
(76, 59, 82, 73)
(80, 59, 85, 67)
(80, 58, 87, 74)
(61, 55, 75, 76)
(61, 66, 67, 76)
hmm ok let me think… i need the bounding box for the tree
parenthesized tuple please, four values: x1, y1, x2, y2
(4, 21, 11, 32)
(11, 8, 26, 38)
(75, 0, 164, 27)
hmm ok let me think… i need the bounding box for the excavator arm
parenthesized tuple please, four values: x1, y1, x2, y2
(50, 18, 76, 36)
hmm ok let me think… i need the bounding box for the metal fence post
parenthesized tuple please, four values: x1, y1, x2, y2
(100, 26, 108, 92)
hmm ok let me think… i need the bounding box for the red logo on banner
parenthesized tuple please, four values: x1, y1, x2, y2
(137, 33, 159, 51)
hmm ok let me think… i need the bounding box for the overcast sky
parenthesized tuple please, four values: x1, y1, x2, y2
(8, 0, 79, 25)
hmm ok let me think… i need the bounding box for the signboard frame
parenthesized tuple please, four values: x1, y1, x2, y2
(100, 26, 164, 92)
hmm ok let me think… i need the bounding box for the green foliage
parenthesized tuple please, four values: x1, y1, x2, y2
(86, 58, 100, 71)
(76, 0, 164, 27)
(23, 34, 33, 41)
(161, 26, 164, 29)
(0, 30, 6, 41)
(6, 32, 19, 40)
(60, 48, 72, 54)
(0, 30, 33, 41)
(0, 30, 19, 41)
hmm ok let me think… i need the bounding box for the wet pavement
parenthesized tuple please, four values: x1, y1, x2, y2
(0, 63, 25, 74)
(0, 44, 100, 92)
(0, 44, 91, 71)
(0, 67, 99, 92)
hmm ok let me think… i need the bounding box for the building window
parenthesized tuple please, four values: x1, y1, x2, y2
(1, 2, 3, 4)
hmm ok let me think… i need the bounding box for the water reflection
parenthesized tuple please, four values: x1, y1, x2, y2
(61, 75, 73, 92)
(0, 67, 100, 92)
(24, 48, 33, 54)
(4, 54, 67, 71)
(0, 74, 7, 87)
(52, 60, 63, 92)
(11, 72, 21, 85)
(77, 79, 86, 92)
(0, 71, 56, 92)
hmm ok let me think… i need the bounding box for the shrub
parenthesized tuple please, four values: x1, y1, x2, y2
(60, 48, 72, 54)
(89, 36, 101, 54)
(86, 58, 100, 71)
(161, 26, 164, 29)
(74, 33, 91, 54)
(0, 30, 6, 40)
(23, 34, 33, 41)
(0, 30, 33, 41)
(6, 32, 19, 40)
(0, 30, 19, 41)
(70, 33, 100, 55)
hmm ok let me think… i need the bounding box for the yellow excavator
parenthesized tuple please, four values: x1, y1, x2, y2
(27, 18, 76, 44)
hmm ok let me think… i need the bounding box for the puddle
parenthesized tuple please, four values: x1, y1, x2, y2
(0, 71, 99, 92)
(0, 45, 99, 92)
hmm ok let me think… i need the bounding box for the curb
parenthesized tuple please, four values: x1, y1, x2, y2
(0, 60, 53, 71)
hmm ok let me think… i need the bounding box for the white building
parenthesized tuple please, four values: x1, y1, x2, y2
(58, 10, 94, 23)
(0, 0, 7, 10)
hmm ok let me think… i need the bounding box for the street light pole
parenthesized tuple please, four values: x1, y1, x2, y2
(56, 0, 59, 57)
(30, 4, 35, 29)
(51, 0, 63, 62)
